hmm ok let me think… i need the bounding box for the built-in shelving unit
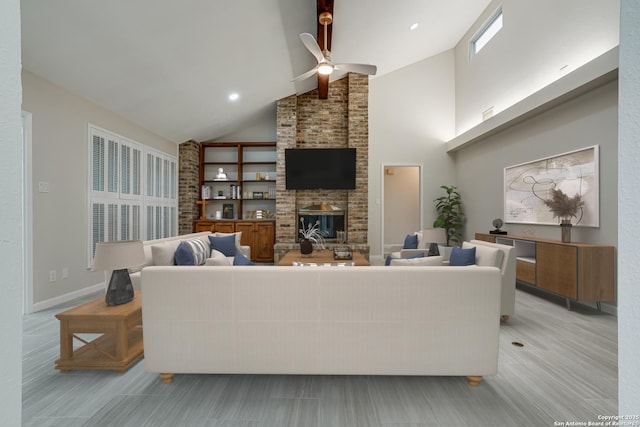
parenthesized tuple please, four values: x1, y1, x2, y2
(476, 233, 615, 310)
(196, 142, 277, 262)
(199, 142, 276, 220)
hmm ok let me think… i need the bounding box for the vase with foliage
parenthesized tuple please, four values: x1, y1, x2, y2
(433, 185, 465, 248)
(543, 188, 584, 242)
(299, 217, 326, 255)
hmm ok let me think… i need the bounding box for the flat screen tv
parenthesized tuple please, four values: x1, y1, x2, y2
(285, 148, 356, 190)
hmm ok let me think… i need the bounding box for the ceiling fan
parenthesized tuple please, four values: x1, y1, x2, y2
(292, 8, 377, 99)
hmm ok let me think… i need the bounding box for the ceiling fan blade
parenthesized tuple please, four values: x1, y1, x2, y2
(318, 73, 329, 99)
(334, 63, 377, 76)
(299, 33, 325, 63)
(292, 67, 318, 82)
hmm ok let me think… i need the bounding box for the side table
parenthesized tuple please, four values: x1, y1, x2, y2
(55, 292, 143, 373)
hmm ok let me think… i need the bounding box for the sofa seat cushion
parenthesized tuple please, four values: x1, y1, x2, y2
(390, 256, 444, 266)
(462, 242, 504, 269)
(175, 239, 210, 266)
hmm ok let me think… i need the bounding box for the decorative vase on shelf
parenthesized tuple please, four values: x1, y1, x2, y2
(300, 238, 313, 256)
(561, 219, 572, 243)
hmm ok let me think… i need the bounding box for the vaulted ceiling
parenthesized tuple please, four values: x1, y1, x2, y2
(21, 0, 491, 143)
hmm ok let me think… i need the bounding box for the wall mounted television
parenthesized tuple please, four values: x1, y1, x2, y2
(285, 148, 356, 190)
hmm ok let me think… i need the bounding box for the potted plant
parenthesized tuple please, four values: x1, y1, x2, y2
(299, 218, 327, 255)
(543, 188, 584, 242)
(433, 185, 465, 257)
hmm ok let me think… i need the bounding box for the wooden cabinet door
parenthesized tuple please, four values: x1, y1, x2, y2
(536, 242, 577, 299)
(194, 221, 214, 233)
(213, 222, 236, 233)
(234, 222, 256, 259)
(254, 222, 275, 262)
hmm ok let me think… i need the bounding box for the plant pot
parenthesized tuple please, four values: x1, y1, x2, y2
(561, 220, 572, 243)
(300, 238, 313, 256)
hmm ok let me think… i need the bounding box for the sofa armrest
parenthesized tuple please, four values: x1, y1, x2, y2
(400, 249, 428, 258)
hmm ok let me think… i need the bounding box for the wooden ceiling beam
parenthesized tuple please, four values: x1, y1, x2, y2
(316, 0, 333, 99)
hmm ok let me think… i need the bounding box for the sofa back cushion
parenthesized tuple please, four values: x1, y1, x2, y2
(151, 241, 180, 266)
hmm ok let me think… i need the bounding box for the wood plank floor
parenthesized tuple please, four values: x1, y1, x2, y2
(22, 287, 617, 426)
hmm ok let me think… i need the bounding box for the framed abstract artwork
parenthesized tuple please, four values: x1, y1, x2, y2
(504, 146, 599, 226)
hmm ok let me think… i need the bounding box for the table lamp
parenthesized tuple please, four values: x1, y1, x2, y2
(92, 240, 145, 306)
(421, 228, 447, 256)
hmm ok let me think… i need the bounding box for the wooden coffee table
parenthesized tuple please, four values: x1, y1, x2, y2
(278, 250, 370, 266)
(55, 292, 143, 373)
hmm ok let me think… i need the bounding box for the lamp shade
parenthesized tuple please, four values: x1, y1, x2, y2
(421, 228, 447, 245)
(92, 240, 145, 271)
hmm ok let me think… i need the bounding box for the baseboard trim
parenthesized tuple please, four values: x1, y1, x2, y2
(32, 283, 105, 313)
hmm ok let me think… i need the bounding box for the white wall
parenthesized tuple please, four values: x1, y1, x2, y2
(369, 50, 456, 257)
(0, 0, 23, 423)
(455, 80, 618, 246)
(455, 0, 620, 135)
(618, 0, 640, 415)
(22, 71, 177, 309)
(211, 105, 277, 142)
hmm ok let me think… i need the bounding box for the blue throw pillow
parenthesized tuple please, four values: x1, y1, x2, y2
(449, 246, 476, 266)
(403, 234, 418, 249)
(233, 252, 255, 266)
(174, 239, 208, 266)
(208, 234, 236, 257)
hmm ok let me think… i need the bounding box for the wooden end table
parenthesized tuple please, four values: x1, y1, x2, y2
(277, 250, 370, 266)
(55, 292, 143, 373)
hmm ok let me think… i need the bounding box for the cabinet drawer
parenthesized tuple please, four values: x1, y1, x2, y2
(516, 259, 536, 285)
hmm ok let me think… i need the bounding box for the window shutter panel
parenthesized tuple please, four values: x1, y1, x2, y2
(107, 139, 118, 194)
(120, 204, 130, 240)
(91, 202, 105, 257)
(92, 134, 105, 192)
(121, 145, 131, 195)
(132, 205, 141, 240)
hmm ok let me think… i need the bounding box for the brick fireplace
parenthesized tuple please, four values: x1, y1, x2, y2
(273, 73, 370, 262)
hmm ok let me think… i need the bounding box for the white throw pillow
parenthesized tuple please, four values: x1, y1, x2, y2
(390, 256, 444, 266)
(462, 242, 504, 269)
(204, 249, 232, 266)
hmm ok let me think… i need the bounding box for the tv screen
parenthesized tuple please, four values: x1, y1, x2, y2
(285, 148, 356, 190)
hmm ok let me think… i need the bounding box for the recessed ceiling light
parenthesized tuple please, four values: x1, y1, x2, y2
(228, 93, 239, 101)
(409, 22, 419, 31)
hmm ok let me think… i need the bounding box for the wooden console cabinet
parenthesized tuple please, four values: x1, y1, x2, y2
(476, 233, 615, 307)
(194, 219, 275, 263)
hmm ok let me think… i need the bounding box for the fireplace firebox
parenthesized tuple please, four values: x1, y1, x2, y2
(297, 204, 346, 243)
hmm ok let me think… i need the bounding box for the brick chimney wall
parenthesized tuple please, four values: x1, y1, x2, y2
(178, 140, 200, 235)
(274, 73, 369, 261)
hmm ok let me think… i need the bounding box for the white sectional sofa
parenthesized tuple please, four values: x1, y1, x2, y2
(390, 240, 516, 321)
(140, 265, 502, 386)
(129, 231, 250, 289)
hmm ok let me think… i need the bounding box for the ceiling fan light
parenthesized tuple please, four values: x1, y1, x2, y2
(317, 63, 334, 75)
